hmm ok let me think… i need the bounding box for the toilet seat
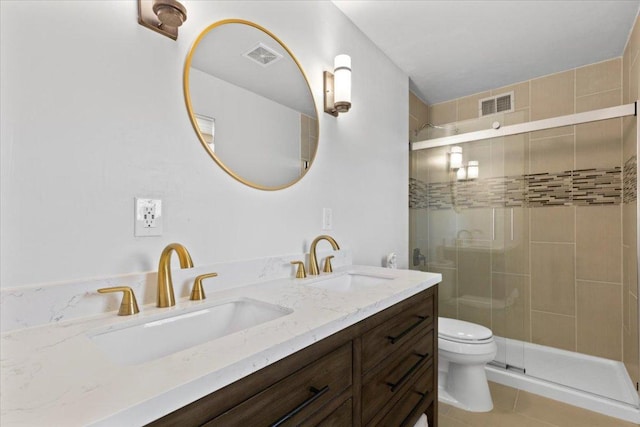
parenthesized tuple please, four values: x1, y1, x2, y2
(439, 317, 493, 344)
(438, 335, 497, 356)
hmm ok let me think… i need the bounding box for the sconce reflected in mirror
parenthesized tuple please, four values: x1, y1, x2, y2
(324, 54, 352, 116)
(138, 0, 187, 40)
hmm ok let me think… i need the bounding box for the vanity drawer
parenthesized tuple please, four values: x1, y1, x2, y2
(371, 365, 434, 427)
(362, 329, 434, 424)
(362, 294, 433, 373)
(309, 397, 352, 426)
(204, 342, 352, 426)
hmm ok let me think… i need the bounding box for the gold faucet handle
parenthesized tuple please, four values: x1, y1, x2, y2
(290, 261, 307, 278)
(190, 272, 218, 300)
(97, 286, 140, 316)
(323, 255, 335, 273)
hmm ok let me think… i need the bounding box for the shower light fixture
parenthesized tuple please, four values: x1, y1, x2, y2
(449, 146, 463, 170)
(456, 166, 467, 181)
(324, 54, 352, 116)
(456, 161, 479, 181)
(467, 161, 479, 179)
(138, 0, 187, 41)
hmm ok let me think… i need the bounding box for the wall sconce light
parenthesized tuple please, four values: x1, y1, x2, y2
(456, 161, 480, 181)
(449, 146, 463, 170)
(138, 0, 187, 41)
(456, 166, 467, 180)
(324, 54, 352, 117)
(467, 160, 479, 179)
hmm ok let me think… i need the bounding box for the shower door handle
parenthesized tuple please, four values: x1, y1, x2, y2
(510, 208, 514, 241)
(492, 208, 496, 241)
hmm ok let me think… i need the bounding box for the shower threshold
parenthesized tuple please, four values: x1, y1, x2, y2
(486, 338, 640, 424)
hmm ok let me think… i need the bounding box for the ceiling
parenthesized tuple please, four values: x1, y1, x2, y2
(333, 0, 640, 105)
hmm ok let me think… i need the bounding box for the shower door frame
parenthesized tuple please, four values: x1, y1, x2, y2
(412, 102, 636, 150)
(411, 100, 639, 390)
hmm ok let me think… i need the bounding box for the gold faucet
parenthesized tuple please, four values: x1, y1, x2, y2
(309, 235, 340, 275)
(157, 243, 194, 307)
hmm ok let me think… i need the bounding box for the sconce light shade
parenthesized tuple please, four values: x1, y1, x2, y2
(456, 166, 467, 181)
(333, 54, 351, 113)
(449, 146, 463, 170)
(138, 0, 187, 41)
(467, 160, 479, 179)
(324, 54, 352, 116)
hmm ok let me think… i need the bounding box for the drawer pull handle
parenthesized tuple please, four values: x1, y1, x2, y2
(386, 353, 429, 392)
(387, 315, 429, 344)
(270, 385, 329, 427)
(399, 391, 431, 427)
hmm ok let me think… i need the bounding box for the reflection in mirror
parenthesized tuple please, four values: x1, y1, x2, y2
(184, 19, 318, 190)
(194, 114, 215, 148)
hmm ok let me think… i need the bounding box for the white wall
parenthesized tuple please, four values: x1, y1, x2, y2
(190, 68, 301, 187)
(0, 0, 409, 289)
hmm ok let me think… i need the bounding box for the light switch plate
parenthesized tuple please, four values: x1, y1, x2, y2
(135, 198, 163, 237)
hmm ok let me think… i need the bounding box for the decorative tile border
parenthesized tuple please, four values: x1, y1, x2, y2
(624, 155, 637, 204)
(410, 167, 623, 210)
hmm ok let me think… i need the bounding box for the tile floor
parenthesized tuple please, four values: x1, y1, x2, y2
(438, 382, 639, 427)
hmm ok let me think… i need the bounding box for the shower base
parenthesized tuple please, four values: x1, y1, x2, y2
(486, 337, 640, 424)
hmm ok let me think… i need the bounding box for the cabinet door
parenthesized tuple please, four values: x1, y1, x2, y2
(204, 343, 352, 426)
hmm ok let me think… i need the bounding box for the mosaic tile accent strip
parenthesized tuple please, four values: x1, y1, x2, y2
(572, 168, 622, 206)
(526, 172, 573, 207)
(409, 177, 429, 209)
(624, 155, 637, 204)
(409, 167, 623, 210)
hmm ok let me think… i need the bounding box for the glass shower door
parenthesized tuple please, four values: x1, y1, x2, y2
(488, 132, 529, 373)
(409, 125, 527, 372)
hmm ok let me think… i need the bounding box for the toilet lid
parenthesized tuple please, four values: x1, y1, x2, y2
(438, 317, 493, 343)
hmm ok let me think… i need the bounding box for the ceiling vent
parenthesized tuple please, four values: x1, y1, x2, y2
(243, 43, 283, 67)
(479, 91, 514, 117)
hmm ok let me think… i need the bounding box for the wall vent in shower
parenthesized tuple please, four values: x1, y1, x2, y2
(243, 42, 283, 67)
(479, 91, 514, 117)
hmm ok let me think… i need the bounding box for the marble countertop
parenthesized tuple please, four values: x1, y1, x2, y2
(1, 265, 441, 426)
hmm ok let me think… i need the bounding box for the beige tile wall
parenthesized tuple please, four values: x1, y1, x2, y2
(622, 14, 640, 389)
(413, 45, 636, 366)
(409, 91, 429, 141)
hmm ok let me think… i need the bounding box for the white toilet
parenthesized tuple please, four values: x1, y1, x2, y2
(438, 317, 497, 412)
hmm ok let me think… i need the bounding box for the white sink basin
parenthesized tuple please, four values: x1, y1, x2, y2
(89, 298, 293, 365)
(309, 272, 394, 292)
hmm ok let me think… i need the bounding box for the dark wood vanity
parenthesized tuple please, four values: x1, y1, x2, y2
(148, 285, 438, 427)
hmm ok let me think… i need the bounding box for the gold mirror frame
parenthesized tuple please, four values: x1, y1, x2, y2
(184, 19, 319, 191)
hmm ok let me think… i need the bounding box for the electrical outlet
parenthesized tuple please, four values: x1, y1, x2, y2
(322, 208, 332, 230)
(135, 198, 163, 237)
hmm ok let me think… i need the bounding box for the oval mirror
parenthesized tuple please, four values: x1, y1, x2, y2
(184, 19, 319, 190)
